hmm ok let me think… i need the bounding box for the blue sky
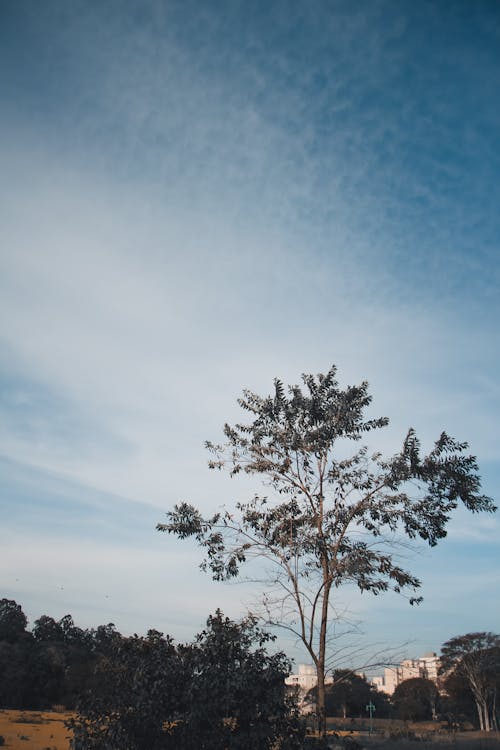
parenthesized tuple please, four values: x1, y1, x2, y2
(1, 0, 499, 668)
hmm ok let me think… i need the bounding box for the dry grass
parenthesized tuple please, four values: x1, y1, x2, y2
(1, 710, 498, 750)
(362, 733, 500, 750)
(308, 718, 500, 750)
(0, 710, 73, 750)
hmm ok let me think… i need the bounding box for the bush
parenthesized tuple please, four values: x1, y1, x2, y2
(69, 611, 304, 750)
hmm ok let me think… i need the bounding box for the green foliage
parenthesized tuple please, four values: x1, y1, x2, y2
(0, 601, 302, 747)
(0, 598, 28, 642)
(308, 670, 390, 718)
(439, 669, 477, 727)
(161, 367, 494, 590)
(0, 601, 121, 711)
(327, 671, 389, 718)
(440, 632, 500, 731)
(176, 610, 303, 750)
(68, 628, 183, 750)
(0, 639, 32, 708)
(159, 365, 495, 738)
(33, 615, 65, 642)
(392, 678, 439, 721)
(68, 609, 303, 750)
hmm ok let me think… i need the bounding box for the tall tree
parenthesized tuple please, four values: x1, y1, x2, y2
(440, 632, 500, 731)
(159, 366, 496, 739)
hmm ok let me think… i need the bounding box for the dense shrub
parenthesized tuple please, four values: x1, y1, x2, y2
(69, 610, 303, 750)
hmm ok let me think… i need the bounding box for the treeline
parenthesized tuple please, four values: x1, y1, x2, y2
(1, 599, 499, 746)
(307, 671, 391, 719)
(0, 598, 304, 749)
(316, 632, 500, 732)
(0, 598, 119, 710)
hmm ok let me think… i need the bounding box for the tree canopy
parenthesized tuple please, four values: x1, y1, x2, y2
(392, 678, 439, 721)
(0, 598, 28, 643)
(440, 632, 500, 731)
(308, 670, 390, 719)
(159, 366, 495, 738)
(0, 600, 120, 711)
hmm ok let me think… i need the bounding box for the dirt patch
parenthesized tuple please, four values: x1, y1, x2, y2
(0, 710, 72, 750)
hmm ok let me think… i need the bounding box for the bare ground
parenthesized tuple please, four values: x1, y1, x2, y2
(0, 710, 72, 750)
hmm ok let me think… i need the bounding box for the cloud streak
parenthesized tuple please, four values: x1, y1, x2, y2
(0, 0, 498, 659)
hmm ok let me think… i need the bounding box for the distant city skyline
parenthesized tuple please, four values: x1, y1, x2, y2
(286, 651, 441, 710)
(1, 0, 499, 666)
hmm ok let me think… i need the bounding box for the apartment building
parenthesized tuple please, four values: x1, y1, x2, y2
(285, 664, 334, 712)
(372, 652, 440, 695)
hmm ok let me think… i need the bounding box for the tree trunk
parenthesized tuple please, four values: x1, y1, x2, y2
(316, 661, 327, 740)
(475, 700, 483, 731)
(476, 699, 491, 732)
(491, 688, 498, 731)
(316, 486, 330, 742)
(316, 587, 329, 739)
(316, 580, 331, 740)
(484, 701, 491, 732)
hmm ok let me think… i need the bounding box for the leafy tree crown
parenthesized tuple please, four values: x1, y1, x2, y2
(159, 366, 495, 597)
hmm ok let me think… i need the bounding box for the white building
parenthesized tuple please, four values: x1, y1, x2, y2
(372, 652, 440, 695)
(285, 664, 334, 712)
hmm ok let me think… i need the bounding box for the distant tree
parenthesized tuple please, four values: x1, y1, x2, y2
(0, 604, 129, 711)
(329, 671, 371, 718)
(392, 678, 439, 721)
(33, 615, 65, 642)
(58, 614, 88, 647)
(440, 632, 500, 731)
(33, 614, 99, 709)
(91, 622, 121, 654)
(439, 669, 477, 727)
(0, 639, 32, 708)
(0, 629, 62, 710)
(0, 600, 35, 708)
(369, 684, 392, 719)
(309, 670, 390, 719)
(159, 366, 496, 739)
(0, 598, 28, 643)
(68, 627, 183, 750)
(29, 639, 67, 708)
(21, 614, 78, 709)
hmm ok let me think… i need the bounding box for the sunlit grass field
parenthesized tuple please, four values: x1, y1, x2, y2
(0, 710, 72, 750)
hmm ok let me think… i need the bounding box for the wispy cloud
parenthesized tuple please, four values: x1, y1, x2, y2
(0, 0, 498, 652)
